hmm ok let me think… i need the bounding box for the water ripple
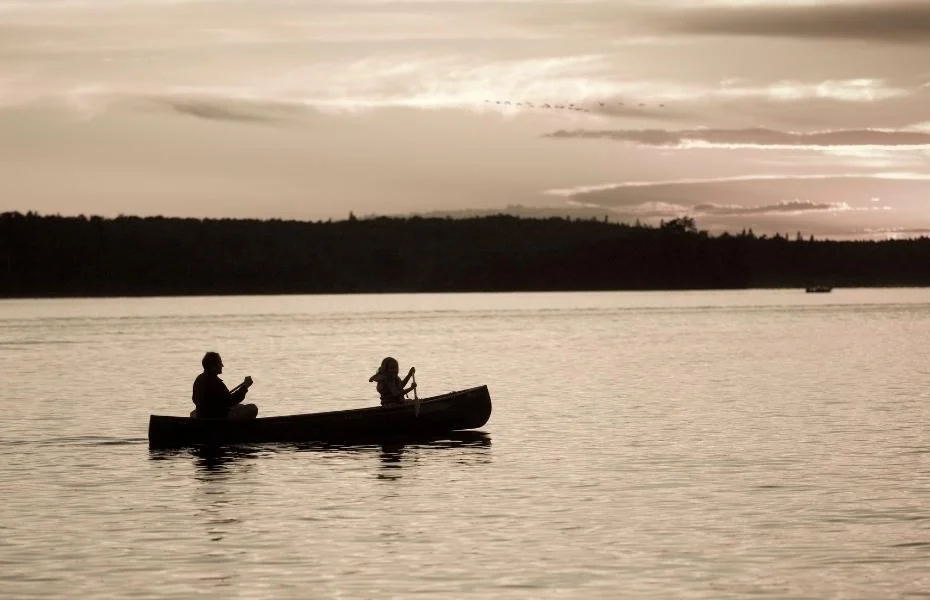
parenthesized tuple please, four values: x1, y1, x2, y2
(2, 290, 930, 599)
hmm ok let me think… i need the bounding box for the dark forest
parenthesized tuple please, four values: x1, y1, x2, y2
(2, 211, 929, 298)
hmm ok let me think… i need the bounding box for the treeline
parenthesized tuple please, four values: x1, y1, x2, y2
(2, 211, 930, 298)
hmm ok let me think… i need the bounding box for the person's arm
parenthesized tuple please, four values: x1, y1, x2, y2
(401, 366, 415, 386)
(228, 376, 254, 405)
(192, 377, 204, 408)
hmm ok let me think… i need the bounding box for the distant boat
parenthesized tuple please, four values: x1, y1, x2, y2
(805, 286, 833, 293)
(148, 385, 492, 449)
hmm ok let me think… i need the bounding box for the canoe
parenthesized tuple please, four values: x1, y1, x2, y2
(148, 385, 492, 449)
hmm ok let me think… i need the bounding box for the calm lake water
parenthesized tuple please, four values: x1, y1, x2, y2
(1, 289, 928, 599)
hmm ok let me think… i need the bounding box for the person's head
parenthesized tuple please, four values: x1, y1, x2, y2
(202, 351, 223, 375)
(381, 356, 399, 375)
(369, 356, 399, 382)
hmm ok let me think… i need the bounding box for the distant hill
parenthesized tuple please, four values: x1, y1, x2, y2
(2, 211, 929, 298)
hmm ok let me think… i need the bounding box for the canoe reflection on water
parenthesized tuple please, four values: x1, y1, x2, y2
(363, 431, 492, 480)
(148, 430, 492, 474)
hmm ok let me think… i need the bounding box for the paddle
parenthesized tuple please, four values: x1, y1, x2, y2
(406, 372, 420, 417)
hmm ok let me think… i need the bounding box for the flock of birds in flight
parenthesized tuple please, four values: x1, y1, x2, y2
(482, 99, 667, 113)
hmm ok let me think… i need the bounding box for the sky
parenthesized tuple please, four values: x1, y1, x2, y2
(1, 0, 929, 238)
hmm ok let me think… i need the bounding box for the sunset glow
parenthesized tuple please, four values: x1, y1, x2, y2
(2, 0, 929, 238)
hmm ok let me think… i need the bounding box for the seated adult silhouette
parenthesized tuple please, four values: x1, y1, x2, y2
(190, 352, 258, 419)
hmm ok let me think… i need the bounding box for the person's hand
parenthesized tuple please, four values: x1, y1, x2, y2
(410, 382, 417, 390)
(408, 366, 416, 376)
(244, 376, 254, 388)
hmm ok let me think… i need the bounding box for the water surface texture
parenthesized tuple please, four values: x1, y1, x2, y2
(1, 290, 928, 599)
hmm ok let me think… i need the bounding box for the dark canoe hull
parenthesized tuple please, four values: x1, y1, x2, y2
(148, 385, 492, 449)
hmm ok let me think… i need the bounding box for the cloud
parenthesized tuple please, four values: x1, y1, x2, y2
(545, 173, 930, 198)
(692, 199, 854, 216)
(866, 226, 930, 234)
(532, 174, 930, 238)
(544, 127, 930, 148)
(150, 95, 305, 124)
(2, 0, 924, 126)
(50, 84, 312, 123)
(572, 198, 863, 220)
(649, 2, 930, 44)
(541, 174, 930, 230)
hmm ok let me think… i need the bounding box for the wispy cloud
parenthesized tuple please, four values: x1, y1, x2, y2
(537, 172, 930, 238)
(863, 226, 930, 236)
(535, 174, 928, 237)
(152, 95, 304, 123)
(544, 127, 930, 148)
(48, 84, 313, 123)
(482, 78, 910, 109)
(564, 198, 864, 221)
(545, 172, 930, 198)
(646, 79, 908, 103)
(0, 0, 922, 124)
(692, 199, 870, 216)
(3, 0, 930, 237)
(647, 1, 930, 44)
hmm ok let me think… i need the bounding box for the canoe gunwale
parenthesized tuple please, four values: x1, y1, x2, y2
(155, 386, 480, 424)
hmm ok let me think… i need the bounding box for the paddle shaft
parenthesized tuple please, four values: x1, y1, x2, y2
(402, 371, 418, 399)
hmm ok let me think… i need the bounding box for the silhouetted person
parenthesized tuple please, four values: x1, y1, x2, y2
(191, 352, 258, 419)
(368, 357, 416, 407)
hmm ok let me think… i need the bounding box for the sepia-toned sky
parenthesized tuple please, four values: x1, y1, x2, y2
(2, 0, 929, 238)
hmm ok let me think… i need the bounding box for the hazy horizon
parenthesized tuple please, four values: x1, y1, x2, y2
(2, 0, 929, 239)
